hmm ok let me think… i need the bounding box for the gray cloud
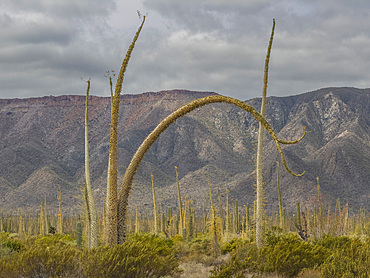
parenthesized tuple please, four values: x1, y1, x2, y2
(0, 0, 369, 100)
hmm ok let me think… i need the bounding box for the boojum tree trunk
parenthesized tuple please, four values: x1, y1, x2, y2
(85, 80, 98, 248)
(104, 75, 114, 243)
(116, 94, 305, 243)
(209, 181, 220, 257)
(175, 166, 184, 233)
(256, 18, 275, 249)
(57, 185, 63, 234)
(151, 173, 159, 234)
(106, 16, 145, 245)
(276, 161, 284, 229)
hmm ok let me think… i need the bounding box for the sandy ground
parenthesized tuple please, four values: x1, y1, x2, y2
(179, 262, 214, 278)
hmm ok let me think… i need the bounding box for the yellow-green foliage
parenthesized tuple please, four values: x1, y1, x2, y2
(259, 234, 327, 277)
(80, 233, 181, 278)
(211, 229, 329, 278)
(0, 234, 81, 278)
(0, 233, 181, 278)
(220, 237, 251, 254)
(319, 235, 370, 277)
(212, 231, 370, 278)
(172, 233, 222, 266)
(0, 233, 24, 259)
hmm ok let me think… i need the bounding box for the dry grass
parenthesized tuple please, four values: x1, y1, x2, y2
(179, 262, 213, 278)
(297, 268, 321, 278)
(179, 254, 230, 278)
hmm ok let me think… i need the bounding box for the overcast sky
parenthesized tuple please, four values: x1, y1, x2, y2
(0, 0, 369, 100)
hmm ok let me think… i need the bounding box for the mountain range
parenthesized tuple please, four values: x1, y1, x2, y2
(0, 87, 369, 216)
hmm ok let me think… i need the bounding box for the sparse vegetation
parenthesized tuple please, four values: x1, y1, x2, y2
(1, 193, 369, 277)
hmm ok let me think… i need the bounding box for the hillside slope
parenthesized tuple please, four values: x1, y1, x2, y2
(0, 87, 368, 214)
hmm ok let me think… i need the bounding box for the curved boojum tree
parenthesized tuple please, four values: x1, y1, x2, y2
(116, 94, 306, 243)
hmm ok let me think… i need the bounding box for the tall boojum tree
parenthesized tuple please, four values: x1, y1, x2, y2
(106, 16, 146, 245)
(116, 95, 305, 243)
(84, 80, 98, 248)
(255, 18, 275, 249)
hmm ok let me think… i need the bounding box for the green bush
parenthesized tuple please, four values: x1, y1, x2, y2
(0, 233, 181, 278)
(221, 237, 251, 254)
(211, 232, 329, 278)
(0, 240, 82, 278)
(0, 233, 24, 259)
(34, 233, 76, 246)
(264, 225, 285, 246)
(80, 233, 181, 278)
(0, 245, 14, 259)
(315, 234, 352, 250)
(320, 237, 370, 277)
(260, 234, 328, 277)
(0, 240, 23, 252)
(189, 234, 212, 255)
(0, 233, 10, 242)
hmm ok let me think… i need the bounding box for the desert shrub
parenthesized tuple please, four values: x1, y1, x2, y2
(211, 232, 329, 278)
(0, 240, 23, 253)
(7, 233, 18, 239)
(0, 233, 24, 259)
(0, 245, 13, 258)
(169, 233, 189, 259)
(0, 233, 181, 278)
(80, 233, 181, 278)
(0, 233, 10, 242)
(221, 237, 251, 254)
(320, 237, 370, 277)
(264, 226, 285, 245)
(171, 234, 184, 243)
(364, 222, 370, 236)
(181, 234, 229, 266)
(172, 234, 216, 265)
(34, 233, 75, 246)
(315, 234, 352, 250)
(0, 240, 82, 278)
(189, 234, 212, 255)
(260, 234, 328, 277)
(210, 241, 259, 278)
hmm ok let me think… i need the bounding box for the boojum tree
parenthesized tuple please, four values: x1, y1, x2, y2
(255, 18, 275, 249)
(84, 80, 98, 248)
(105, 16, 146, 245)
(115, 94, 306, 243)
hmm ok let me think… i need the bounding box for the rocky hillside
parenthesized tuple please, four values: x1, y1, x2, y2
(0, 87, 368, 215)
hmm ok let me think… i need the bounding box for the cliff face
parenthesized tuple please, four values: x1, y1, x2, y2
(0, 87, 369, 214)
